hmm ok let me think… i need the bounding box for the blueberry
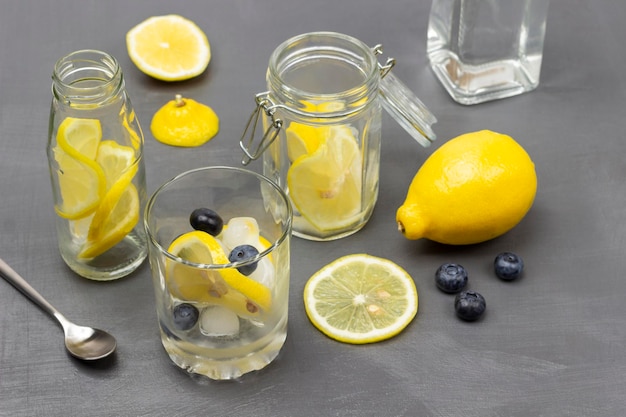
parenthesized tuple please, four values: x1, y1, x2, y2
(454, 291, 486, 321)
(494, 252, 524, 281)
(435, 263, 468, 294)
(189, 208, 223, 236)
(228, 245, 259, 276)
(172, 303, 199, 330)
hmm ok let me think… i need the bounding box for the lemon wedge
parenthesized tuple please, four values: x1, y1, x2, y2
(303, 254, 418, 344)
(287, 125, 362, 232)
(126, 15, 211, 81)
(166, 231, 272, 315)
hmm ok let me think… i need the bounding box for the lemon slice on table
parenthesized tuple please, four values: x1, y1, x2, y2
(78, 182, 139, 259)
(126, 15, 211, 81)
(303, 254, 418, 344)
(287, 125, 362, 232)
(166, 231, 272, 315)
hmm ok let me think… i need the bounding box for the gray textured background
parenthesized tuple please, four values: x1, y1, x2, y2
(1, 1, 625, 416)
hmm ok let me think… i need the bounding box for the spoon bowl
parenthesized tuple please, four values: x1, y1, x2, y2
(0, 258, 117, 361)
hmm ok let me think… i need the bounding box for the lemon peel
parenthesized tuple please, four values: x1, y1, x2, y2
(150, 94, 219, 147)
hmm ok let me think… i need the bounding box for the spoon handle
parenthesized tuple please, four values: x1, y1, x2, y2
(0, 257, 63, 321)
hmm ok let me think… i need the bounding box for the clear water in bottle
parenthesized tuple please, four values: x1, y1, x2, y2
(427, 0, 550, 105)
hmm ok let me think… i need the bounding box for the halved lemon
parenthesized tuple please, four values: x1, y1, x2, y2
(287, 125, 362, 232)
(303, 254, 418, 344)
(166, 231, 272, 314)
(78, 182, 139, 259)
(126, 15, 211, 81)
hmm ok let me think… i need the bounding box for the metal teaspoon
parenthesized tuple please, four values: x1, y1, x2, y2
(0, 257, 117, 361)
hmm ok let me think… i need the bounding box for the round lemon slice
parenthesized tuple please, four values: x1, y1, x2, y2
(126, 15, 211, 81)
(53, 117, 106, 219)
(96, 140, 138, 188)
(285, 122, 328, 162)
(303, 254, 418, 344)
(53, 147, 105, 220)
(166, 231, 272, 314)
(287, 125, 362, 232)
(78, 182, 139, 259)
(57, 117, 102, 160)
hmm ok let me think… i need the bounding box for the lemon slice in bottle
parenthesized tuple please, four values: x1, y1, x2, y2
(95, 140, 138, 187)
(78, 182, 139, 259)
(53, 117, 106, 220)
(77, 139, 140, 259)
(287, 125, 362, 232)
(57, 117, 102, 160)
(126, 15, 211, 81)
(303, 254, 418, 344)
(166, 231, 272, 315)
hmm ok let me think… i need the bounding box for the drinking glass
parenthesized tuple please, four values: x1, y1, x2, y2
(144, 166, 292, 380)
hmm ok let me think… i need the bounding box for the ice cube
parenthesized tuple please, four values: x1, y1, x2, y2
(249, 257, 275, 288)
(222, 217, 260, 251)
(199, 306, 240, 337)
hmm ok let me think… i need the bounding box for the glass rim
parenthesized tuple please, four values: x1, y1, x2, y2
(144, 166, 293, 270)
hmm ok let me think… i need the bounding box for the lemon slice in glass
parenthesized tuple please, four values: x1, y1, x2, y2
(303, 254, 418, 344)
(126, 15, 211, 81)
(287, 125, 362, 232)
(166, 231, 272, 315)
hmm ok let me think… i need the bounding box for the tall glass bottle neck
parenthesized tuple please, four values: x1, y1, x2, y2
(52, 50, 124, 107)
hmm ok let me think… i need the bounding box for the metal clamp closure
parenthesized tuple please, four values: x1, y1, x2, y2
(240, 92, 283, 165)
(372, 44, 396, 79)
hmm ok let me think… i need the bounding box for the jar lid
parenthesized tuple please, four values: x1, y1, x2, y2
(379, 72, 437, 147)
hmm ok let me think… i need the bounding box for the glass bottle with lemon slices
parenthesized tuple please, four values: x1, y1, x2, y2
(241, 32, 438, 241)
(47, 50, 147, 280)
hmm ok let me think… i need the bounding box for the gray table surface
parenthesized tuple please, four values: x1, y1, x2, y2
(1, 0, 625, 416)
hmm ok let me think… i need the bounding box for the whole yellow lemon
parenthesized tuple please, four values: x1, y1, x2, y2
(396, 130, 537, 245)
